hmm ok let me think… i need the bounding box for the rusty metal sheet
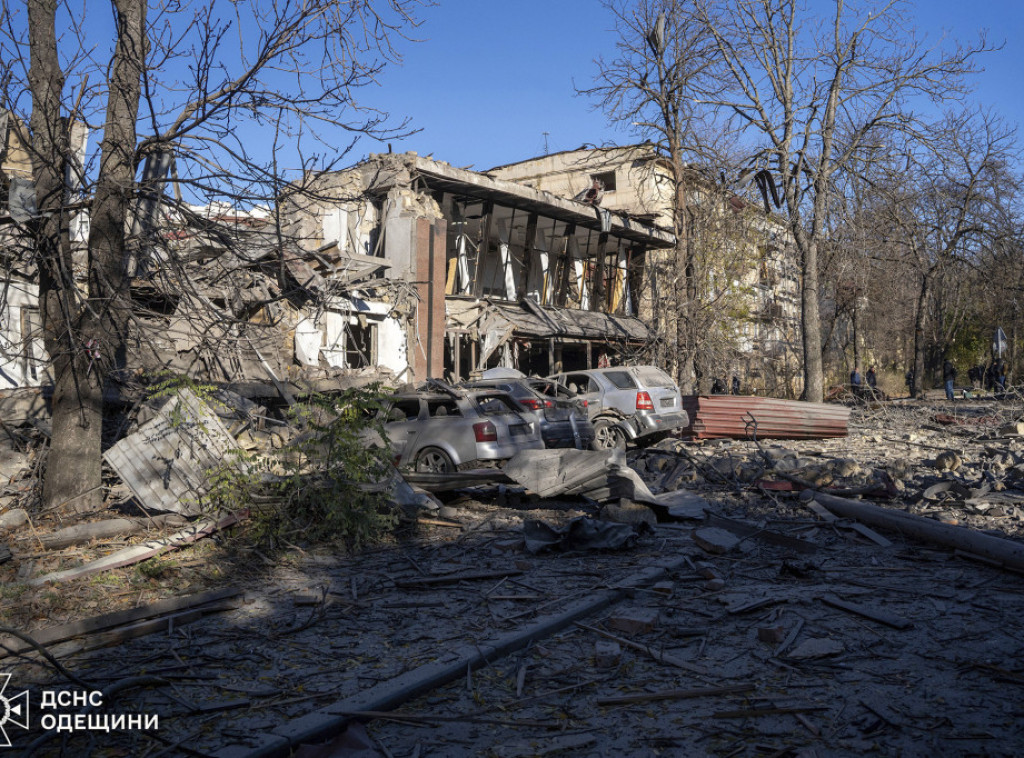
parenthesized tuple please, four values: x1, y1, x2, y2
(680, 396, 850, 440)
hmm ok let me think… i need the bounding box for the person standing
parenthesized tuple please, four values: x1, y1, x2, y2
(995, 358, 1007, 391)
(731, 375, 741, 395)
(866, 366, 877, 394)
(943, 359, 957, 401)
(850, 366, 863, 397)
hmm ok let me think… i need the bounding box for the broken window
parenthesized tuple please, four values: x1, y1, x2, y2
(604, 371, 638, 389)
(387, 399, 422, 422)
(476, 395, 518, 416)
(427, 399, 460, 418)
(345, 321, 377, 368)
(563, 373, 600, 395)
(591, 171, 617, 192)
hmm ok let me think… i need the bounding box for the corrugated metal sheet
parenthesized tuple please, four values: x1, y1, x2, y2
(681, 396, 850, 440)
(104, 389, 244, 516)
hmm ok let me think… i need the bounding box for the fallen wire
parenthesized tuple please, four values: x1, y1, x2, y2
(0, 625, 95, 690)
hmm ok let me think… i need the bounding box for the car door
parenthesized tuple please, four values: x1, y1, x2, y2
(562, 372, 603, 418)
(382, 397, 426, 464)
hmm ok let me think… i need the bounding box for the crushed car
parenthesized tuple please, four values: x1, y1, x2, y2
(548, 365, 689, 450)
(462, 368, 596, 450)
(379, 380, 545, 473)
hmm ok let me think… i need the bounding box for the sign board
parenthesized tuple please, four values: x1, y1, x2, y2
(994, 327, 1008, 358)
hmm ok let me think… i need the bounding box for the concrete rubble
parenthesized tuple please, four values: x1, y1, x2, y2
(3, 396, 1024, 755)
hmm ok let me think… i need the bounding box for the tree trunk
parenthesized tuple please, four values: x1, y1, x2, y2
(27, 0, 102, 512)
(31, 0, 146, 512)
(911, 272, 930, 399)
(851, 299, 860, 372)
(800, 237, 824, 403)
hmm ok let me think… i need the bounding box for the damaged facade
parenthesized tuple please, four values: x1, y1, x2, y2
(4, 136, 799, 396)
(0, 111, 48, 390)
(489, 145, 804, 394)
(283, 151, 676, 382)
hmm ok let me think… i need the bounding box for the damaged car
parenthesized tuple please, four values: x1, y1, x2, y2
(462, 368, 596, 450)
(549, 365, 688, 450)
(380, 382, 544, 473)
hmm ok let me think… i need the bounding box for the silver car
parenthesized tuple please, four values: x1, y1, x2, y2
(381, 384, 544, 473)
(548, 365, 688, 449)
(463, 369, 596, 450)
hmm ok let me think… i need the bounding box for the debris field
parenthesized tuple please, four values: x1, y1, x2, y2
(3, 397, 1024, 756)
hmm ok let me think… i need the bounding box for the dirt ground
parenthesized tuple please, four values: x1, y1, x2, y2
(4, 395, 1024, 757)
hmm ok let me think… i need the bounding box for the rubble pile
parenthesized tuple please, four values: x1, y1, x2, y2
(4, 396, 1024, 755)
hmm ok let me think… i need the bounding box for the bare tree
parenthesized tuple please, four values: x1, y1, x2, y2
(692, 0, 991, 401)
(857, 110, 1017, 396)
(2, 0, 423, 511)
(580, 0, 733, 393)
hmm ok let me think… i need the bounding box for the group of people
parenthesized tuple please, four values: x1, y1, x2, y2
(710, 375, 742, 395)
(935, 357, 1007, 401)
(849, 365, 878, 397)
(967, 359, 1007, 392)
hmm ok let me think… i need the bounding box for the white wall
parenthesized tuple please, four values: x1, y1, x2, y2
(0, 280, 47, 388)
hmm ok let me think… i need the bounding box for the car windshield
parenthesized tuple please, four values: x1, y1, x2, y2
(604, 370, 637, 389)
(635, 367, 674, 387)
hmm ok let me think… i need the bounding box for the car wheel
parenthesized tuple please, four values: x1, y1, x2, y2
(414, 446, 456, 474)
(591, 418, 626, 450)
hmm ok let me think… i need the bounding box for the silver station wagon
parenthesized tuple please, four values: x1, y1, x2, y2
(380, 383, 545, 473)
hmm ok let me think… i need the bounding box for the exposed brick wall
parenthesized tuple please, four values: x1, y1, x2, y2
(411, 217, 447, 379)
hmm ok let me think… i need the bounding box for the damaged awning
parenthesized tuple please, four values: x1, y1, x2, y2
(449, 298, 650, 343)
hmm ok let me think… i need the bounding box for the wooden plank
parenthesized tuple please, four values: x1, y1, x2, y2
(706, 513, 818, 555)
(50, 602, 239, 657)
(576, 622, 710, 677)
(32, 515, 187, 550)
(28, 511, 242, 585)
(596, 683, 754, 706)
(819, 593, 914, 630)
(0, 587, 241, 658)
(806, 499, 892, 546)
(395, 569, 523, 589)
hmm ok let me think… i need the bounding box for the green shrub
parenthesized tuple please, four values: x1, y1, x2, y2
(250, 384, 399, 550)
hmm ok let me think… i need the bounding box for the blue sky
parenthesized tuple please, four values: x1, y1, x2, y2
(363, 0, 1024, 171)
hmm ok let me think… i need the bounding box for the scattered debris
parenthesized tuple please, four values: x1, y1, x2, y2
(522, 517, 639, 553)
(693, 526, 742, 555)
(6, 396, 1024, 756)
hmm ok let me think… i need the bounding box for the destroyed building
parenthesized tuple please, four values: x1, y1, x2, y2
(0, 111, 47, 390)
(4, 138, 801, 396)
(489, 144, 804, 394)
(282, 151, 676, 381)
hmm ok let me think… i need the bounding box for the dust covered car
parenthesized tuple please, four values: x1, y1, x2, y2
(462, 369, 596, 450)
(548, 365, 688, 449)
(380, 382, 544, 473)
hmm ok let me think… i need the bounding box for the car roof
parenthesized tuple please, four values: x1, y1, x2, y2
(388, 388, 513, 401)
